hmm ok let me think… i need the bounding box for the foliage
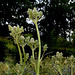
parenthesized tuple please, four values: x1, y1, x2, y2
(71, 30, 75, 48)
(56, 37, 72, 48)
(0, 0, 75, 74)
(0, 62, 24, 75)
(24, 33, 33, 38)
(0, 0, 75, 58)
(0, 36, 17, 61)
(0, 52, 75, 75)
(41, 52, 75, 75)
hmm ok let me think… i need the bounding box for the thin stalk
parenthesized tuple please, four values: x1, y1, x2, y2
(32, 49, 36, 71)
(32, 49, 35, 60)
(22, 46, 26, 67)
(35, 21, 41, 75)
(60, 69, 63, 75)
(41, 52, 52, 61)
(71, 64, 73, 75)
(40, 51, 45, 61)
(17, 43, 22, 64)
(58, 64, 62, 75)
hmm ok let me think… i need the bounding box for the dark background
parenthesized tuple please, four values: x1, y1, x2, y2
(0, 0, 75, 62)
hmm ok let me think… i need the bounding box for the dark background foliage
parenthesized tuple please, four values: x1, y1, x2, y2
(0, 0, 75, 62)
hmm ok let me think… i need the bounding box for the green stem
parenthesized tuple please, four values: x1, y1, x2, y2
(17, 43, 22, 64)
(32, 49, 34, 60)
(71, 64, 73, 75)
(41, 52, 52, 61)
(35, 21, 41, 75)
(58, 64, 62, 75)
(40, 51, 45, 61)
(32, 49, 36, 71)
(60, 69, 62, 75)
(22, 46, 26, 67)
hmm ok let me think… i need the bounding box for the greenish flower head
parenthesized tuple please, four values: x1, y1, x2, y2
(56, 52, 63, 59)
(27, 7, 43, 23)
(18, 35, 26, 47)
(26, 53, 29, 60)
(67, 55, 75, 63)
(27, 38, 39, 50)
(43, 44, 48, 52)
(8, 25, 24, 38)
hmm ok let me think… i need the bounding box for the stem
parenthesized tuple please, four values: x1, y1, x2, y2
(71, 64, 73, 75)
(32, 49, 34, 60)
(41, 52, 52, 61)
(22, 46, 26, 67)
(60, 69, 63, 75)
(58, 64, 62, 75)
(32, 49, 36, 71)
(40, 51, 45, 61)
(35, 21, 41, 75)
(17, 43, 22, 64)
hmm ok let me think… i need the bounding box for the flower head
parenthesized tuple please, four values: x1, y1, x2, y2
(27, 7, 43, 23)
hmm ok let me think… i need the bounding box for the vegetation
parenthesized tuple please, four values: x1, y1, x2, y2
(0, 0, 75, 75)
(0, 0, 75, 55)
(0, 52, 75, 75)
(0, 36, 17, 61)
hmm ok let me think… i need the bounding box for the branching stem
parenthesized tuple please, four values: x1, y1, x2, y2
(17, 42, 22, 64)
